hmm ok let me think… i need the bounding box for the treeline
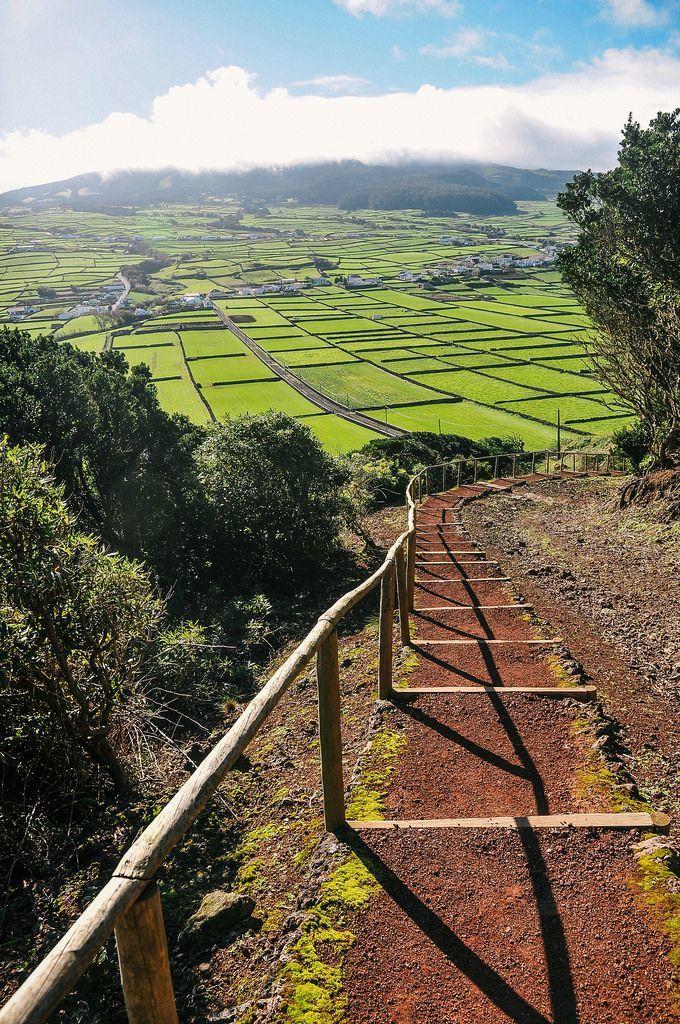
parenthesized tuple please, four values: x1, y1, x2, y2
(557, 109, 680, 469)
(339, 184, 517, 216)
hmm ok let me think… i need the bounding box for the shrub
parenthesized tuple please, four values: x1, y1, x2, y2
(196, 413, 348, 589)
(0, 439, 163, 791)
(612, 420, 652, 474)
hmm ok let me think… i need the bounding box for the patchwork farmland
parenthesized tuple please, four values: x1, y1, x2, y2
(0, 200, 633, 451)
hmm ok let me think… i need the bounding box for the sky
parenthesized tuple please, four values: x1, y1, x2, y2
(0, 0, 679, 191)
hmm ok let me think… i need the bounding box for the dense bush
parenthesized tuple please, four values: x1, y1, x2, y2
(612, 420, 652, 473)
(347, 431, 524, 508)
(0, 327, 207, 591)
(196, 413, 349, 589)
(0, 439, 163, 791)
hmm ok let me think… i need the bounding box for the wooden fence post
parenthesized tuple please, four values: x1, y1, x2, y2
(531, 452, 536, 474)
(395, 545, 410, 646)
(425, 469, 430, 495)
(512, 454, 517, 478)
(546, 451, 551, 475)
(494, 455, 499, 479)
(473, 459, 478, 483)
(457, 461, 462, 487)
(378, 563, 395, 699)
(406, 531, 416, 611)
(115, 881, 179, 1024)
(316, 629, 345, 832)
(442, 464, 447, 492)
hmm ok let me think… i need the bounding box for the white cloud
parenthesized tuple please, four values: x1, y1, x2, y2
(290, 74, 369, 90)
(333, 0, 462, 18)
(1, 49, 679, 192)
(421, 27, 486, 57)
(600, 0, 669, 26)
(420, 26, 560, 68)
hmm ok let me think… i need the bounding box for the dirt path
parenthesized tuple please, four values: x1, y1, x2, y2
(461, 474, 680, 833)
(341, 477, 677, 1024)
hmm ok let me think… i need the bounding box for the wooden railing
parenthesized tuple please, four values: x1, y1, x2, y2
(0, 447, 621, 1024)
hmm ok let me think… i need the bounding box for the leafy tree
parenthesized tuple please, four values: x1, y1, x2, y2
(196, 413, 347, 589)
(0, 439, 163, 790)
(0, 327, 208, 588)
(557, 111, 680, 468)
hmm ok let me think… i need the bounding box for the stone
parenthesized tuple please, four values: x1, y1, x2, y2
(179, 890, 255, 951)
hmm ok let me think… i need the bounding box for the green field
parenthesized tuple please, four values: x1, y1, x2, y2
(0, 198, 633, 452)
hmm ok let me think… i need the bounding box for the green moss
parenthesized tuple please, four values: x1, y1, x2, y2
(240, 822, 285, 857)
(279, 854, 380, 1023)
(345, 728, 407, 820)
(634, 848, 680, 970)
(546, 654, 579, 688)
(235, 856, 268, 893)
(571, 721, 652, 813)
(320, 855, 380, 912)
(293, 820, 324, 868)
(277, 721, 406, 1021)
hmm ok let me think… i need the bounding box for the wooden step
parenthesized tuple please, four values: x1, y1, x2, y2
(415, 577, 511, 584)
(415, 604, 533, 612)
(345, 812, 670, 833)
(414, 638, 562, 645)
(416, 559, 497, 565)
(393, 685, 596, 700)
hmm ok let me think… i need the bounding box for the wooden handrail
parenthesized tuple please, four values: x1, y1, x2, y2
(0, 446, 621, 1024)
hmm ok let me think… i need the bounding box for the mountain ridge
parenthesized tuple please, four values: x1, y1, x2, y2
(0, 161, 579, 216)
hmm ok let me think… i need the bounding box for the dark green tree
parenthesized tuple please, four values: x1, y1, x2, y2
(0, 327, 208, 587)
(557, 110, 680, 468)
(196, 413, 347, 588)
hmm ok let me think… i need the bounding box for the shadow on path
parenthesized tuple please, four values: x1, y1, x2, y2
(342, 827, 579, 1023)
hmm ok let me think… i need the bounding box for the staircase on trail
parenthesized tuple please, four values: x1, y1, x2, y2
(339, 471, 674, 1024)
(3, 454, 674, 1024)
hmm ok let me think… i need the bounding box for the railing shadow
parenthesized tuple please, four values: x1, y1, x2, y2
(412, 608, 496, 641)
(341, 826, 581, 1024)
(410, 640, 506, 687)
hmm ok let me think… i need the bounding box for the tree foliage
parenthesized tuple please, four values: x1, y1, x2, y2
(196, 413, 348, 588)
(557, 110, 680, 468)
(0, 439, 163, 790)
(0, 327, 208, 588)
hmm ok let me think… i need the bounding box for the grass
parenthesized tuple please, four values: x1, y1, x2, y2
(203, 379, 327, 419)
(1, 198, 628, 452)
(384, 401, 578, 446)
(300, 362, 441, 409)
(302, 414, 382, 453)
(154, 378, 212, 424)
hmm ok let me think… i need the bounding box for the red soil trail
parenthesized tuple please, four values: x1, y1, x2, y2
(341, 479, 677, 1023)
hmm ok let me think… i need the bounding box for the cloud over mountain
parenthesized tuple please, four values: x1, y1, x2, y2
(1, 46, 679, 192)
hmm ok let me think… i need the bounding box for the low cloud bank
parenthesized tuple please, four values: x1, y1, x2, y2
(1, 47, 679, 192)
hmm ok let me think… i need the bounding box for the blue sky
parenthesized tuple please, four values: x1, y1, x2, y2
(1, 0, 679, 189)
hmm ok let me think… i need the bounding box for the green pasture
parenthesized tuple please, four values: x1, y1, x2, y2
(1, 198, 628, 451)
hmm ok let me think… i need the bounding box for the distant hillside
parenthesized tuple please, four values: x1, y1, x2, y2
(0, 161, 578, 216)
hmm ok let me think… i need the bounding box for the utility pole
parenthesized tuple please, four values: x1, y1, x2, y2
(557, 409, 561, 455)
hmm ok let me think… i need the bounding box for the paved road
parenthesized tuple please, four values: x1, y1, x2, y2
(113, 273, 131, 310)
(211, 303, 405, 438)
